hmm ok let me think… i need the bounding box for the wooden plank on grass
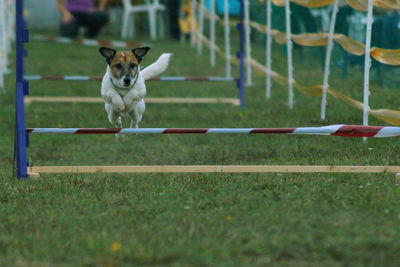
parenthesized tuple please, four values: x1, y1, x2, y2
(24, 97, 240, 106)
(28, 165, 400, 174)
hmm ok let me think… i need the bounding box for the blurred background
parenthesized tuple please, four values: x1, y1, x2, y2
(23, 0, 400, 83)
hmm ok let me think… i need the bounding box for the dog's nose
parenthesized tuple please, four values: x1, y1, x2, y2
(124, 78, 131, 85)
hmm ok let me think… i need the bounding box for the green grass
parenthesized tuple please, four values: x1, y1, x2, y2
(1, 30, 400, 266)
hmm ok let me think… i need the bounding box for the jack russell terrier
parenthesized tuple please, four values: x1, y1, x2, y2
(99, 47, 171, 141)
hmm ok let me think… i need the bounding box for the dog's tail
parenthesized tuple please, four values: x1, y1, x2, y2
(141, 53, 172, 81)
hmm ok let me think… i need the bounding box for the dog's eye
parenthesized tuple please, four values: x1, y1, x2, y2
(130, 63, 136, 69)
(115, 63, 122, 69)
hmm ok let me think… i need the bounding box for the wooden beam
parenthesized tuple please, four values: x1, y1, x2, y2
(28, 165, 400, 175)
(24, 97, 240, 106)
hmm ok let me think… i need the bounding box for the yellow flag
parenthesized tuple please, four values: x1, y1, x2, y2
(371, 47, 400, 66)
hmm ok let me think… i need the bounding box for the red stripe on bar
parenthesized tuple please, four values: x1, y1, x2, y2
(250, 128, 296, 134)
(97, 40, 112, 46)
(42, 76, 65, 80)
(75, 128, 122, 134)
(126, 42, 141, 47)
(74, 39, 84, 45)
(332, 125, 383, 137)
(163, 128, 209, 134)
(26, 129, 33, 133)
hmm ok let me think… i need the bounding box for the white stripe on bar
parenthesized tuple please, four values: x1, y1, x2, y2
(64, 76, 91, 80)
(119, 128, 166, 134)
(57, 37, 72, 44)
(375, 127, 400, 138)
(293, 124, 344, 135)
(82, 39, 99, 46)
(111, 41, 127, 48)
(208, 77, 235, 81)
(159, 76, 186, 81)
(24, 75, 42, 80)
(32, 128, 79, 134)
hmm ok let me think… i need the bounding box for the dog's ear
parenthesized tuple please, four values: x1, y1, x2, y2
(132, 47, 150, 63)
(99, 47, 116, 64)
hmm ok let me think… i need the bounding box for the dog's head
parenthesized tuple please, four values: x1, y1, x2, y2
(99, 46, 150, 88)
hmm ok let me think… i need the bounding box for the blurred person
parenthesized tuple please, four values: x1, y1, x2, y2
(57, 0, 109, 39)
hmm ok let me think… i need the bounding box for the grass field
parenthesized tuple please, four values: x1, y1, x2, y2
(1, 28, 400, 266)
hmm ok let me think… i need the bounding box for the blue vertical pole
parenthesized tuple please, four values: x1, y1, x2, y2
(237, 0, 245, 107)
(14, 0, 29, 178)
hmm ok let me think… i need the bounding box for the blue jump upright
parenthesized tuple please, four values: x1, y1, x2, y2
(14, 0, 29, 178)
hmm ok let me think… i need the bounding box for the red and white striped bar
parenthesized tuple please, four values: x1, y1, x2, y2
(25, 75, 102, 81)
(31, 34, 142, 48)
(25, 125, 400, 138)
(24, 75, 238, 82)
(150, 76, 238, 81)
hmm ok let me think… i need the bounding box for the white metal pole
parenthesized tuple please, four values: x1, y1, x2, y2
(4, 0, 10, 73)
(0, 73, 4, 92)
(210, 0, 216, 66)
(3, 0, 9, 52)
(9, 0, 15, 42)
(321, 0, 339, 120)
(197, 0, 205, 54)
(363, 0, 374, 141)
(285, 0, 294, 108)
(190, 0, 196, 47)
(265, 0, 272, 98)
(244, 0, 252, 85)
(0, 0, 5, 91)
(223, 0, 231, 78)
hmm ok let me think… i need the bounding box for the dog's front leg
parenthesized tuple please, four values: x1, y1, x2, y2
(102, 90, 125, 113)
(128, 99, 146, 129)
(114, 116, 125, 142)
(105, 103, 125, 142)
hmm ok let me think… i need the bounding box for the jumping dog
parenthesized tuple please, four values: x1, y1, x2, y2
(99, 47, 171, 141)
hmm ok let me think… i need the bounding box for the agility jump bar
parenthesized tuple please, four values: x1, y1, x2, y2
(24, 97, 241, 106)
(26, 125, 400, 138)
(24, 75, 238, 82)
(31, 34, 143, 48)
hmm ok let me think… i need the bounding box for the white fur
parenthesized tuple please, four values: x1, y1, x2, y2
(101, 53, 172, 141)
(140, 53, 172, 81)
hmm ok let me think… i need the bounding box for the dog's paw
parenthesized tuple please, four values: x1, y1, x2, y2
(124, 99, 133, 108)
(115, 133, 125, 142)
(112, 102, 125, 113)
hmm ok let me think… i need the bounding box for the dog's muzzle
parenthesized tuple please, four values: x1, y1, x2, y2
(123, 78, 131, 86)
(110, 68, 140, 90)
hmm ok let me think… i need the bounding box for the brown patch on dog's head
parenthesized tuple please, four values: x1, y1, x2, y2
(99, 47, 150, 87)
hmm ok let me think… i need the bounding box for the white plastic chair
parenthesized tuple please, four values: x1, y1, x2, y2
(121, 0, 166, 40)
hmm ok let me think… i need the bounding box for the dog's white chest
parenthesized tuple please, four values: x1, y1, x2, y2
(116, 88, 130, 97)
